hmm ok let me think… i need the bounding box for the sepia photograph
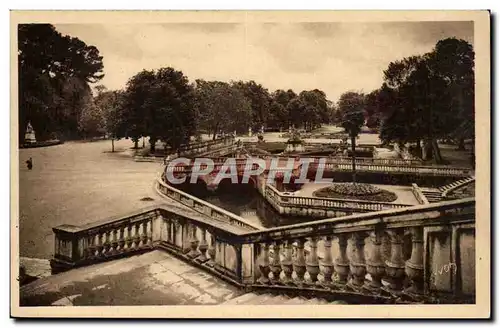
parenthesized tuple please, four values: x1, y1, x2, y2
(10, 10, 490, 319)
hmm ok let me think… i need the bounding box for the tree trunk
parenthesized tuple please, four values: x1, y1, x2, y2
(142, 137, 145, 148)
(133, 138, 139, 149)
(415, 140, 421, 159)
(457, 138, 466, 151)
(150, 137, 156, 153)
(111, 138, 114, 153)
(431, 139, 444, 164)
(351, 135, 356, 183)
(422, 139, 432, 161)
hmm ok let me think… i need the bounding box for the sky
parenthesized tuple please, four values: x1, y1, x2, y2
(54, 21, 473, 101)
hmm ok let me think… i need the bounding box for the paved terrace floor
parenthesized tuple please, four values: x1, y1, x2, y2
(20, 251, 244, 306)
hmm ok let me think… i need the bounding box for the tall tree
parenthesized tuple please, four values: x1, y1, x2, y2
(428, 38, 475, 150)
(269, 89, 296, 129)
(338, 91, 365, 183)
(378, 38, 474, 163)
(94, 87, 125, 152)
(18, 24, 104, 142)
(120, 70, 152, 148)
(195, 80, 252, 138)
(233, 81, 271, 130)
(122, 67, 196, 152)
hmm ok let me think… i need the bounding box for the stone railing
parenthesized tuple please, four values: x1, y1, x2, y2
(242, 197, 475, 303)
(51, 198, 475, 304)
(134, 136, 236, 162)
(442, 177, 476, 199)
(164, 156, 472, 177)
(176, 136, 235, 156)
(155, 177, 261, 232)
(411, 183, 430, 205)
(264, 183, 411, 218)
(51, 206, 161, 273)
(50, 205, 248, 284)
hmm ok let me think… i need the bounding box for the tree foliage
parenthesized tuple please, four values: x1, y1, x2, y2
(18, 24, 104, 142)
(120, 67, 196, 152)
(373, 38, 475, 162)
(337, 91, 366, 182)
(195, 80, 252, 138)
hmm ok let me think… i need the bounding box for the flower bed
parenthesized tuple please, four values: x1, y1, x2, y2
(313, 183, 398, 202)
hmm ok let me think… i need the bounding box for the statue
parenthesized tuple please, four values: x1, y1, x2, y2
(285, 127, 305, 153)
(24, 121, 36, 144)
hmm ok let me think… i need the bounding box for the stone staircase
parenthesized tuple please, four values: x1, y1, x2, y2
(222, 292, 348, 305)
(439, 176, 475, 197)
(421, 188, 443, 203)
(422, 177, 475, 203)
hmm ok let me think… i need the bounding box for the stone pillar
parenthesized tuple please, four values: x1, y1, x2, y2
(349, 232, 367, 288)
(306, 237, 320, 283)
(293, 239, 307, 285)
(257, 243, 270, 284)
(269, 241, 282, 284)
(334, 234, 350, 286)
(196, 228, 209, 263)
(365, 229, 386, 291)
(322, 236, 334, 284)
(281, 240, 293, 284)
(405, 227, 424, 296)
(385, 228, 407, 294)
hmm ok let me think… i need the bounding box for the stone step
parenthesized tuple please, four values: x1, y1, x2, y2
(259, 294, 291, 305)
(223, 292, 346, 305)
(307, 297, 329, 305)
(283, 296, 309, 304)
(223, 292, 261, 305)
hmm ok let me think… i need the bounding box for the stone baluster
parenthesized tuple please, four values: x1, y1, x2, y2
(349, 232, 367, 289)
(206, 233, 216, 267)
(145, 220, 152, 246)
(138, 222, 145, 248)
(281, 240, 293, 284)
(334, 234, 350, 286)
(365, 228, 386, 292)
(163, 219, 171, 243)
(306, 237, 320, 284)
(269, 241, 282, 284)
(257, 243, 271, 284)
(321, 236, 334, 284)
(385, 228, 407, 294)
(102, 231, 109, 256)
(133, 224, 140, 249)
(95, 233, 103, 257)
(117, 227, 124, 253)
(196, 228, 209, 263)
(86, 235, 95, 259)
(293, 239, 306, 285)
(404, 227, 424, 296)
(109, 229, 117, 255)
(187, 224, 201, 259)
(124, 226, 131, 250)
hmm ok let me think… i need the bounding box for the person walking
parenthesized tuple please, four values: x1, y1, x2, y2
(26, 157, 33, 170)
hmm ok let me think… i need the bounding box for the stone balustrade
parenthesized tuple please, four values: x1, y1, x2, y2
(51, 198, 475, 304)
(412, 183, 430, 205)
(155, 177, 261, 232)
(240, 197, 475, 303)
(164, 156, 473, 178)
(175, 136, 235, 157)
(51, 206, 160, 273)
(264, 184, 411, 218)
